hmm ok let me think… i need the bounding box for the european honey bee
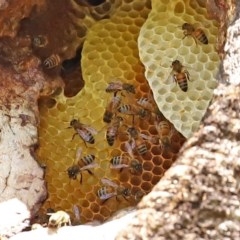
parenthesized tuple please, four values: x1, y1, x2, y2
(171, 60, 191, 92)
(106, 116, 123, 146)
(43, 54, 61, 69)
(67, 147, 98, 184)
(118, 104, 149, 120)
(97, 177, 131, 203)
(155, 120, 173, 151)
(106, 80, 135, 94)
(48, 210, 71, 229)
(126, 127, 150, 155)
(182, 23, 208, 45)
(32, 35, 48, 48)
(136, 97, 154, 112)
(103, 95, 121, 123)
(110, 139, 143, 174)
(69, 119, 97, 145)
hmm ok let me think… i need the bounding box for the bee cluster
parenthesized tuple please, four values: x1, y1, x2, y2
(47, 78, 183, 226)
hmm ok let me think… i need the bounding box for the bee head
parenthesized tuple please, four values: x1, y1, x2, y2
(123, 188, 131, 197)
(67, 166, 78, 179)
(70, 119, 78, 126)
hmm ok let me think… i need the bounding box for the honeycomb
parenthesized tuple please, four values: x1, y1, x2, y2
(138, 0, 219, 138)
(36, 0, 217, 224)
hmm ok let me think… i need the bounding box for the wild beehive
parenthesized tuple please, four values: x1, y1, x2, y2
(36, 0, 219, 224)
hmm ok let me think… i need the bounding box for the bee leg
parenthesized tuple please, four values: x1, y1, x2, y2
(86, 169, 93, 175)
(122, 196, 129, 202)
(80, 173, 83, 184)
(193, 36, 198, 46)
(71, 133, 78, 141)
(132, 115, 135, 125)
(101, 198, 110, 204)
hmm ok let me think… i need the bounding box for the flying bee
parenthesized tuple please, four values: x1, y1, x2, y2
(103, 95, 121, 123)
(106, 116, 123, 146)
(106, 80, 135, 94)
(69, 119, 97, 145)
(47, 210, 71, 229)
(97, 177, 131, 204)
(182, 22, 208, 45)
(170, 60, 191, 92)
(155, 120, 173, 151)
(43, 54, 61, 69)
(67, 147, 98, 184)
(32, 35, 48, 48)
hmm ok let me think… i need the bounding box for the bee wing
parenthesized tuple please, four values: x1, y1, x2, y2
(110, 164, 129, 169)
(76, 147, 83, 161)
(125, 141, 134, 158)
(112, 96, 121, 108)
(101, 177, 118, 188)
(80, 163, 99, 171)
(106, 81, 123, 91)
(140, 133, 151, 140)
(72, 205, 81, 221)
(100, 192, 116, 200)
(83, 125, 98, 135)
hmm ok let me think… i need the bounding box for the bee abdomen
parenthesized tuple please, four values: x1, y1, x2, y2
(178, 81, 188, 92)
(195, 29, 208, 44)
(43, 54, 60, 69)
(82, 154, 95, 165)
(137, 145, 147, 155)
(106, 135, 114, 146)
(103, 111, 113, 123)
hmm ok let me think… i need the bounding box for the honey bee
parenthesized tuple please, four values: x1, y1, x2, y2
(43, 54, 61, 69)
(110, 156, 142, 174)
(103, 95, 121, 123)
(69, 119, 97, 145)
(106, 80, 135, 94)
(32, 35, 48, 48)
(182, 23, 208, 45)
(97, 177, 131, 203)
(118, 104, 149, 120)
(136, 97, 154, 111)
(127, 127, 149, 155)
(170, 60, 191, 92)
(67, 147, 98, 184)
(155, 120, 173, 151)
(48, 210, 71, 229)
(106, 116, 123, 146)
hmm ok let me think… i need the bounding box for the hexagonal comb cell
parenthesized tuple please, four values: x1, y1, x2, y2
(35, 0, 218, 225)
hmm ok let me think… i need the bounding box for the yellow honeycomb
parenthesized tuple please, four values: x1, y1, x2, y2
(138, 0, 219, 138)
(38, 0, 185, 222)
(36, 0, 217, 224)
